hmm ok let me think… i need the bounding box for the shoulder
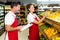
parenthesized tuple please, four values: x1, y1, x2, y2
(5, 12, 15, 25)
(5, 12, 14, 19)
(27, 13, 32, 18)
(5, 11, 15, 22)
(34, 14, 37, 16)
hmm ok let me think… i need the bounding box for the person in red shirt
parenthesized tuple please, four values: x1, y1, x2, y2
(5, 2, 22, 40)
(27, 4, 47, 40)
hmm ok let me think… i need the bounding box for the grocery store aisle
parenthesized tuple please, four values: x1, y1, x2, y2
(0, 29, 29, 40)
(18, 29, 29, 40)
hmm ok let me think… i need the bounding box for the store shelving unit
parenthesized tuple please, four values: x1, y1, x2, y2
(18, 6, 27, 25)
(5, 5, 11, 14)
(38, 6, 60, 11)
(39, 17, 60, 40)
(0, 4, 5, 36)
(38, 4, 60, 40)
(45, 18, 60, 32)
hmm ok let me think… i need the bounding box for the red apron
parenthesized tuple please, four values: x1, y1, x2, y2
(29, 17, 40, 40)
(5, 18, 18, 40)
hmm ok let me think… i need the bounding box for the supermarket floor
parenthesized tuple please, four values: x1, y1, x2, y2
(0, 29, 29, 40)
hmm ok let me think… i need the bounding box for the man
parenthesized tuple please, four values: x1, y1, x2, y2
(5, 2, 22, 40)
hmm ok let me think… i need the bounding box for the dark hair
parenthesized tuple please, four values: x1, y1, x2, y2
(26, 4, 34, 11)
(11, 2, 20, 8)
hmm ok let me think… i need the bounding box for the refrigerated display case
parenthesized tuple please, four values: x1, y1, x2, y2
(0, 4, 5, 36)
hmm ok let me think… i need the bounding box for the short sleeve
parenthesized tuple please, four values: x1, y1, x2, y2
(34, 14, 40, 20)
(27, 15, 35, 23)
(5, 13, 15, 25)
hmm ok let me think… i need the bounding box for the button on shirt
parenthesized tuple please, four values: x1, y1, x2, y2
(5, 11, 16, 25)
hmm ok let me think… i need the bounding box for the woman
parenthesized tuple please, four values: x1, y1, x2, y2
(27, 4, 46, 40)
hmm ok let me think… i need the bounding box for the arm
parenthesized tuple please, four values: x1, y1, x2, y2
(33, 16, 45, 24)
(5, 25, 22, 31)
(5, 14, 22, 32)
(33, 13, 47, 24)
(27, 13, 46, 25)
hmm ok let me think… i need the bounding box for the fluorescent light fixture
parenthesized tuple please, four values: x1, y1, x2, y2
(50, 0, 60, 1)
(37, 0, 49, 1)
(37, 0, 60, 1)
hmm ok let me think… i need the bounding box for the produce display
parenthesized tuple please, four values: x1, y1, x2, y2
(38, 23, 44, 27)
(19, 18, 28, 25)
(44, 27, 57, 38)
(40, 10, 52, 16)
(40, 35, 46, 40)
(40, 10, 60, 22)
(39, 23, 58, 39)
(52, 37, 60, 40)
(40, 23, 51, 30)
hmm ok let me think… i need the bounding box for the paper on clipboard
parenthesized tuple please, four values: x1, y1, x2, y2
(20, 24, 32, 31)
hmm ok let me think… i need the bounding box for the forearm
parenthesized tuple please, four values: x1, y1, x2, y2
(8, 27, 19, 31)
(33, 16, 45, 24)
(5, 25, 22, 31)
(38, 16, 45, 24)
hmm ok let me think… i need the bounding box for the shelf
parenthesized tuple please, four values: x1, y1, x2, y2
(39, 15, 60, 40)
(0, 8, 3, 10)
(38, 8, 45, 11)
(39, 27, 59, 40)
(46, 17, 60, 23)
(39, 19, 59, 40)
(44, 18, 60, 32)
(0, 20, 4, 23)
(20, 10, 26, 12)
(5, 5, 11, 10)
(53, 7, 60, 8)
(0, 5, 5, 36)
(0, 15, 4, 17)
(0, 17, 4, 20)
(5, 9, 11, 10)
(0, 14, 4, 16)
(38, 7, 60, 9)
(0, 10, 4, 11)
(0, 27, 4, 36)
(1, 23, 4, 25)
(39, 27, 50, 40)
(50, 33, 60, 40)
(39, 7, 52, 9)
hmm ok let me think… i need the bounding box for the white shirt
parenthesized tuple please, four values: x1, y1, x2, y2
(27, 13, 39, 24)
(5, 11, 16, 25)
(5, 11, 16, 40)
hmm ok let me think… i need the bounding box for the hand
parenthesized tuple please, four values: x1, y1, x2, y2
(44, 12, 48, 17)
(18, 26, 22, 32)
(19, 26, 22, 29)
(16, 26, 22, 30)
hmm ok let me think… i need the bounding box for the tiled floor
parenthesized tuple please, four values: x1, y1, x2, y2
(0, 29, 29, 40)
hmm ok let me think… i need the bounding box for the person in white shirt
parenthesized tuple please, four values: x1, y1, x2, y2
(26, 4, 47, 40)
(5, 2, 22, 40)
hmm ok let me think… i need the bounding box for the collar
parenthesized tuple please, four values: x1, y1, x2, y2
(9, 11, 16, 17)
(29, 13, 34, 16)
(29, 13, 36, 17)
(29, 13, 37, 18)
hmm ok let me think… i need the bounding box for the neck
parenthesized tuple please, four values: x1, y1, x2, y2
(30, 12, 33, 14)
(11, 9, 16, 13)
